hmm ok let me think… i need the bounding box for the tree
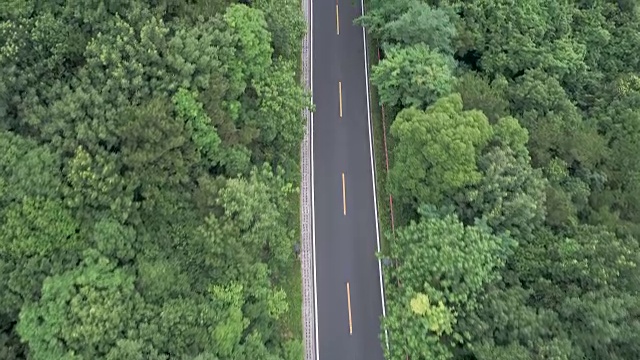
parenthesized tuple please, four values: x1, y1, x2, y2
(388, 93, 493, 210)
(508, 224, 640, 359)
(588, 75, 640, 236)
(383, 207, 511, 359)
(452, 117, 547, 239)
(366, 0, 640, 358)
(63, 144, 135, 222)
(460, 285, 575, 360)
(456, 0, 586, 80)
(90, 218, 137, 264)
(358, 0, 457, 54)
(16, 252, 145, 360)
(222, 3, 273, 102)
(0, 0, 306, 357)
(0, 131, 68, 359)
(0, 197, 81, 316)
(383, 1, 456, 53)
(251, 59, 310, 176)
(507, 69, 607, 170)
(371, 44, 455, 109)
(173, 88, 222, 164)
(354, 0, 415, 42)
(455, 72, 510, 123)
(0, 131, 62, 207)
(253, 0, 306, 61)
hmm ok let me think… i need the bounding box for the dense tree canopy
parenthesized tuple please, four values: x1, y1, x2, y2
(361, 0, 640, 358)
(0, 0, 307, 359)
(388, 94, 492, 209)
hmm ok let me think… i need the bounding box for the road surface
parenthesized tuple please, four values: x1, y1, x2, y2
(310, 0, 386, 358)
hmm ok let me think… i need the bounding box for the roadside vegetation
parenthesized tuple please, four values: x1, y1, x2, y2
(0, 0, 308, 359)
(365, 47, 393, 254)
(358, 0, 640, 359)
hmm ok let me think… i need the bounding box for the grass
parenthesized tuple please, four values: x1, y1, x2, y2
(277, 189, 303, 345)
(273, 31, 304, 341)
(275, 38, 305, 346)
(280, 258, 303, 341)
(278, 195, 303, 354)
(366, 39, 393, 255)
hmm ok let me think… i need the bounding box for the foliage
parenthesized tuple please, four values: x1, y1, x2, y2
(371, 44, 455, 109)
(357, 0, 457, 54)
(388, 94, 492, 208)
(254, 0, 306, 61)
(363, 0, 640, 358)
(383, 208, 511, 360)
(0, 0, 306, 358)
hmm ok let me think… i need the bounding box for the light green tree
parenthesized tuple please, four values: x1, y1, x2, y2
(16, 252, 145, 360)
(383, 208, 510, 359)
(381, 1, 457, 53)
(389, 93, 493, 208)
(371, 44, 455, 109)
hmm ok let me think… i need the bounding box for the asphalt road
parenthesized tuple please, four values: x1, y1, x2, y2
(310, 0, 386, 358)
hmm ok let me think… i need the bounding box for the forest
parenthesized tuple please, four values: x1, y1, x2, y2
(0, 0, 308, 359)
(359, 0, 640, 359)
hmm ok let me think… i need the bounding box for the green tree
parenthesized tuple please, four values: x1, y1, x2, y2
(461, 285, 575, 360)
(366, 0, 640, 358)
(0, 197, 81, 315)
(507, 69, 606, 170)
(173, 88, 222, 163)
(354, 0, 414, 41)
(588, 75, 640, 236)
(0, 0, 306, 357)
(16, 252, 145, 360)
(455, 72, 509, 123)
(90, 218, 137, 264)
(508, 224, 640, 359)
(222, 3, 273, 102)
(452, 117, 547, 239)
(389, 94, 493, 210)
(357, 0, 457, 54)
(456, 0, 586, 80)
(371, 44, 455, 109)
(384, 208, 511, 359)
(254, 0, 306, 61)
(251, 59, 310, 176)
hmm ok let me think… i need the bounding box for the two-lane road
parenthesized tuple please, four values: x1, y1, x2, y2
(310, 0, 386, 358)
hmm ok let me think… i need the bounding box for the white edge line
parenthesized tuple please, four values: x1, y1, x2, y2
(359, 0, 389, 351)
(309, 0, 320, 358)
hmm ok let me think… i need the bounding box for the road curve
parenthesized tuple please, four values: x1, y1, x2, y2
(310, 0, 387, 358)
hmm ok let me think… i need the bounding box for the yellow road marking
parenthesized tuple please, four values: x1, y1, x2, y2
(336, 4, 340, 34)
(338, 81, 343, 118)
(346, 282, 353, 335)
(342, 173, 346, 215)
